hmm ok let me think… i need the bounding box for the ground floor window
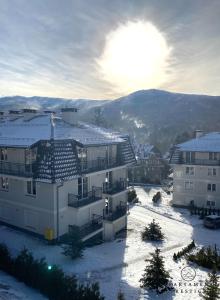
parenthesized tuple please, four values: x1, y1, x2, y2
(0, 177, 8, 190)
(27, 180, 36, 195)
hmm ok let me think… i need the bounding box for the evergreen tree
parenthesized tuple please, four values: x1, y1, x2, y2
(142, 219, 164, 241)
(202, 268, 220, 300)
(62, 226, 84, 259)
(140, 248, 172, 294)
(117, 290, 125, 300)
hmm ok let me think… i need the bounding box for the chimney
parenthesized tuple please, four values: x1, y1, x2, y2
(195, 130, 204, 139)
(22, 108, 38, 121)
(61, 108, 78, 125)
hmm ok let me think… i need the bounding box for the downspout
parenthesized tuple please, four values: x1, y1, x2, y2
(56, 181, 63, 242)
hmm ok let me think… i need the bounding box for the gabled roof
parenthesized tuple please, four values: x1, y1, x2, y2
(177, 132, 220, 152)
(0, 114, 124, 147)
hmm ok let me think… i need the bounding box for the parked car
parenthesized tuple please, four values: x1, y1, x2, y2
(204, 215, 220, 229)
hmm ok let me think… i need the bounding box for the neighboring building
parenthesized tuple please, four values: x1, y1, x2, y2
(128, 143, 168, 184)
(0, 108, 136, 242)
(170, 131, 220, 209)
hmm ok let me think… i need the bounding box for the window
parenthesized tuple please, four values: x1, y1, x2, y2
(185, 152, 195, 163)
(78, 177, 88, 198)
(209, 152, 218, 160)
(207, 183, 216, 192)
(0, 177, 8, 190)
(0, 148, 7, 161)
(207, 201, 215, 206)
(77, 148, 87, 170)
(185, 181, 194, 190)
(208, 168, 217, 176)
(27, 181, 36, 195)
(186, 166, 194, 175)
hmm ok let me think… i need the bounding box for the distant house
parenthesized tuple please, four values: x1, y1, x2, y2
(128, 142, 168, 184)
(0, 108, 136, 242)
(170, 131, 220, 209)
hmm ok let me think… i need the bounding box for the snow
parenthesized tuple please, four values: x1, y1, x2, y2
(178, 132, 220, 152)
(0, 271, 46, 300)
(0, 186, 219, 300)
(0, 114, 124, 147)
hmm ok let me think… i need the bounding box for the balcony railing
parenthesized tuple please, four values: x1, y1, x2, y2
(104, 205, 127, 222)
(103, 179, 127, 195)
(80, 157, 121, 173)
(0, 161, 33, 177)
(69, 214, 103, 238)
(68, 187, 103, 208)
(176, 159, 220, 166)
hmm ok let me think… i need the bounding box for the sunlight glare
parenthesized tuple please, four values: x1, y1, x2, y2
(97, 21, 172, 95)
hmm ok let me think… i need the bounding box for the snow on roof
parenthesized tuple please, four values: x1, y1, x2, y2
(178, 132, 220, 152)
(0, 114, 124, 147)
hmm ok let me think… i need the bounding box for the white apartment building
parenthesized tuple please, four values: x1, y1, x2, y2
(0, 108, 136, 242)
(170, 131, 220, 209)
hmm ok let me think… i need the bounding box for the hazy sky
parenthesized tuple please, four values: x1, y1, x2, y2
(0, 0, 220, 99)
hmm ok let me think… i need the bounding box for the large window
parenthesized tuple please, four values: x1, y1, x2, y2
(209, 152, 218, 160)
(184, 181, 194, 190)
(186, 166, 194, 175)
(77, 148, 87, 170)
(27, 180, 36, 195)
(208, 168, 217, 176)
(0, 177, 8, 190)
(78, 177, 88, 198)
(207, 183, 216, 192)
(185, 152, 195, 163)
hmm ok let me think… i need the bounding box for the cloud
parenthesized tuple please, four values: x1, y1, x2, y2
(0, 0, 219, 99)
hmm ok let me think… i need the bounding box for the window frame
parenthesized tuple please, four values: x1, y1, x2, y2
(26, 180, 36, 196)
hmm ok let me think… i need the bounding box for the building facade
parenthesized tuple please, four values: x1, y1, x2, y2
(170, 132, 220, 209)
(0, 108, 136, 242)
(128, 143, 168, 184)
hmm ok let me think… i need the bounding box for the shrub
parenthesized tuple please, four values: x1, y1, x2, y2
(187, 245, 220, 270)
(128, 189, 137, 203)
(152, 192, 161, 204)
(173, 240, 196, 261)
(0, 243, 104, 300)
(142, 219, 164, 242)
(62, 226, 84, 259)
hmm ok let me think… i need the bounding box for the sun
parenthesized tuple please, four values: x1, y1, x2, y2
(97, 21, 172, 95)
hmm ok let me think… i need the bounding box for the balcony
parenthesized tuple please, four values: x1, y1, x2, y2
(80, 157, 122, 173)
(68, 187, 103, 208)
(0, 161, 33, 177)
(104, 205, 127, 222)
(70, 214, 103, 239)
(173, 158, 220, 166)
(103, 179, 127, 195)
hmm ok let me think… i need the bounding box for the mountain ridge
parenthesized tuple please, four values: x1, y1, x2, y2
(0, 89, 220, 152)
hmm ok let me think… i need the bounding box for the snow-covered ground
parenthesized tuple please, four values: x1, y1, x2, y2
(0, 186, 219, 300)
(0, 271, 46, 300)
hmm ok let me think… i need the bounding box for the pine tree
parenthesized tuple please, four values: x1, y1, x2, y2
(202, 268, 220, 300)
(62, 226, 84, 259)
(140, 248, 172, 294)
(142, 219, 164, 241)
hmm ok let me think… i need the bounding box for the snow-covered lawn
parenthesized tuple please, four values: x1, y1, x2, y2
(0, 186, 219, 300)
